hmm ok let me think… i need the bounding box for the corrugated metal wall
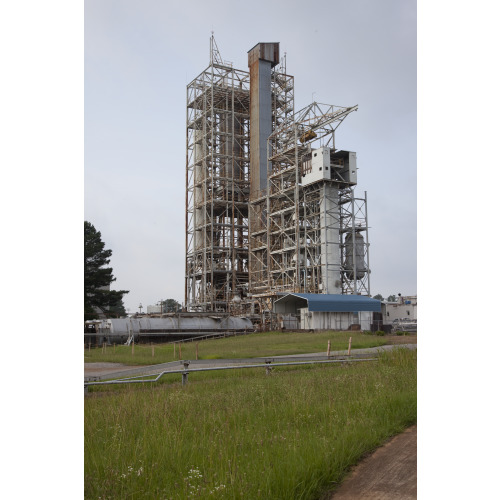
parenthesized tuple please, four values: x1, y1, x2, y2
(299, 309, 372, 330)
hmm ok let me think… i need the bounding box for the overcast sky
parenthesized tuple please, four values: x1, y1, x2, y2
(84, 0, 417, 312)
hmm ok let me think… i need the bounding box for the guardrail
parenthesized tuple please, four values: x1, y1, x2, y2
(84, 357, 378, 392)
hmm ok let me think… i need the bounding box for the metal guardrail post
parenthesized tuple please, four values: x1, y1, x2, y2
(182, 361, 190, 385)
(265, 359, 273, 375)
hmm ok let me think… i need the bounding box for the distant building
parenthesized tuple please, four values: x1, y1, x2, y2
(147, 305, 163, 314)
(382, 295, 417, 322)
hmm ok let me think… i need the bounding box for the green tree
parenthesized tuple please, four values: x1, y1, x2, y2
(373, 294, 384, 301)
(107, 300, 127, 318)
(84, 221, 129, 320)
(387, 295, 397, 302)
(161, 298, 181, 313)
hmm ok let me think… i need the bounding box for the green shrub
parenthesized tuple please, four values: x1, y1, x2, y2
(376, 330, 385, 336)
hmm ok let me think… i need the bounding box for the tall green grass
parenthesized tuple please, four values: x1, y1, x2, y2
(85, 348, 416, 499)
(84, 330, 387, 366)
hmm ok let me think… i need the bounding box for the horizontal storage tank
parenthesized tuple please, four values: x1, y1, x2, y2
(86, 315, 253, 344)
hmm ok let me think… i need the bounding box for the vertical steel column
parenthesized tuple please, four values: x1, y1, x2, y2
(231, 70, 236, 308)
(209, 58, 215, 309)
(364, 191, 371, 296)
(266, 137, 271, 291)
(294, 124, 300, 292)
(351, 189, 357, 294)
(185, 84, 190, 308)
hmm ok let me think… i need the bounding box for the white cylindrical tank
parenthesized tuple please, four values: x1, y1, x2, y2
(99, 316, 253, 342)
(344, 232, 366, 280)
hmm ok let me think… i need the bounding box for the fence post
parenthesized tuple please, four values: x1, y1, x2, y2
(327, 340, 331, 357)
(348, 337, 352, 356)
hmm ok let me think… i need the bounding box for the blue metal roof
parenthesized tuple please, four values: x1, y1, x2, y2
(274, 293, 381, 313)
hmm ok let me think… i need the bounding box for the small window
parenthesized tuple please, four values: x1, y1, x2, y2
(314, 153, 317, 157)
(325, 167, 329, 170)
(319, 167, 322, 171)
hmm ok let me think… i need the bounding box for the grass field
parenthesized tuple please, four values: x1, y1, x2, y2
(84, 347, 416, 499)
(84, 330, 387, 366)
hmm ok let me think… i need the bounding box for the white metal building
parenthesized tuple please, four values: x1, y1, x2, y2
(274, 293, 381, 331)
(382, 295, 417, 322)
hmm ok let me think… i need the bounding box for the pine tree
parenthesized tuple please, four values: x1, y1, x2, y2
(84, 221, 128, 320)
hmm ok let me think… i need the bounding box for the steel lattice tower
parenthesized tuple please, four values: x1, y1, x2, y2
(186, 38, 370, 318)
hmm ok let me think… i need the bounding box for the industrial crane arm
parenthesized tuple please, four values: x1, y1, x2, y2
(300, 104, 358, 132)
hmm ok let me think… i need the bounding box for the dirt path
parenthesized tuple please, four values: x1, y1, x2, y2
(327, 425, 417, 499)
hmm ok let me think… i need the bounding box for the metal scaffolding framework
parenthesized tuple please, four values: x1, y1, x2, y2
(340, 188, 371, 295)
(249, 101, 370, 304)
(185, 37, 250, 312)
(186, 38, 370, 317)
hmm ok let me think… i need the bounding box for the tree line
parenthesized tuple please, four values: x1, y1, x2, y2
(373, 294, 397, 302)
